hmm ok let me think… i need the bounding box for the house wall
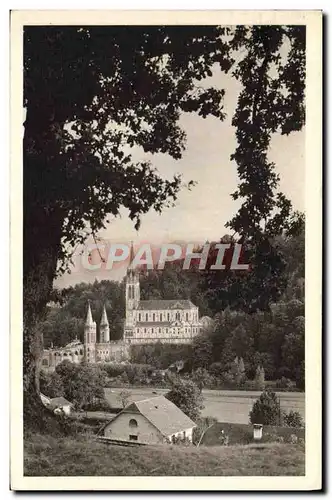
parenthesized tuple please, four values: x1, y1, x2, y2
(167, 427, 194, 443)
(104, 412, 164, 445)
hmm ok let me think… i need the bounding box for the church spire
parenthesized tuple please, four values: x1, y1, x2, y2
(85, 301, 93, 326)
(100, 305, 109, 326)
(129, 241, 135, 268)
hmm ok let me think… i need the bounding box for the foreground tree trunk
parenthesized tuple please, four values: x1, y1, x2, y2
(23, 107, 65, 427)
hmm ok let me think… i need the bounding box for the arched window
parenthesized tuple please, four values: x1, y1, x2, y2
(129, 419, 138, 428)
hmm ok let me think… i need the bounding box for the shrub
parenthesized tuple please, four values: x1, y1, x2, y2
(254, 365, 265, 390)
(283, 410, 304, 428)
(275, 377, 293, 390)
(249, 390, 281, 425)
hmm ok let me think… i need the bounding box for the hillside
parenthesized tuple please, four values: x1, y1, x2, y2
(24, 432, 305, 476)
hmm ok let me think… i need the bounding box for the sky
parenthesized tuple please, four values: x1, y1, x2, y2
(55, 58, 305, 288)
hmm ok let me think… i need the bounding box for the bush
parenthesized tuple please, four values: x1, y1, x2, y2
(249, 390, 281, 425)
(283, 410, 304, 428)
(275, 377, 293, 390)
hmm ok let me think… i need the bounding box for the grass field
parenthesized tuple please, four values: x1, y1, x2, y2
(24, 431, 305, 476)
(105, 387, 305, 424)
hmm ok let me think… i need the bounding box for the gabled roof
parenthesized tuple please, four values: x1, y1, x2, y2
(48, 397, 73, 409)
(108, 395, 196, 437)
(138, 299, 196, 311)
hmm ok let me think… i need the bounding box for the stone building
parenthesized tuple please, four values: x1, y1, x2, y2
(123, 245, 206, 344)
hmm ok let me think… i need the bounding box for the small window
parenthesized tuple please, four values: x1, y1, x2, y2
(42, 359, 48, 366)
(129, 419, 138, 428)
(153, 313, 155, 322)
(160, 314, 162, 321)
(129, 435, 138, 441)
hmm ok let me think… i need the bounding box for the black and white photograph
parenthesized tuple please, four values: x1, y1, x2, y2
(10, 9, 322, 491)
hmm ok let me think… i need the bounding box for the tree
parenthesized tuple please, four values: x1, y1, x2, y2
(55, 361, 106, 410)
(117, 389, 132, 409)
(39, 370, 64, 399)
(23, 25, 305, 421)
(249, 390, 281, 425)
(166, 378, 204, 421)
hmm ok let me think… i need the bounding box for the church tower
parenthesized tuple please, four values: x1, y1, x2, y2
(125, 242, 140, 310)
(124, 242, 140, 339)
(100, 304, 110, 343)
(84, 302, 97, 362)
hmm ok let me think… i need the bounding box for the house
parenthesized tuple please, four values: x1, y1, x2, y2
(102, 395, 196, 445)
(48, 397, 73, 415)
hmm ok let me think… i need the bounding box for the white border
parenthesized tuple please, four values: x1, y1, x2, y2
(10, 10, 322, 491)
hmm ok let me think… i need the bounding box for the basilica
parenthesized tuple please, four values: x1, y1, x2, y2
(123, 259, 206, 344)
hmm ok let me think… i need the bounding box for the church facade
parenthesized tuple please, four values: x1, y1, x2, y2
(123, 263, 203, 344)
(41, 248, 210, 370)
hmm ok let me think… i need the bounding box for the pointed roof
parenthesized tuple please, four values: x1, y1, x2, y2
(105, 396, 196, 437)
(129, 241, 135, 265)
(100, 305, 109, 326)
(85, 302, 93, 326)
(127, 241, 136, 275)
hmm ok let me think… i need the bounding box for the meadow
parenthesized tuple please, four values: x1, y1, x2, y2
(24, 431, 305, 477)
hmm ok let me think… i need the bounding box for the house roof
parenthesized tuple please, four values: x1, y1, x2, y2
(112, 395, 196, 437)
(138, 299, 196, 311)
(48, 397, 73, 409)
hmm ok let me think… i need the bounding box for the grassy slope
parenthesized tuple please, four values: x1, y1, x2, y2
(24, 432, 305, 476)
(202, 422, 305, 446)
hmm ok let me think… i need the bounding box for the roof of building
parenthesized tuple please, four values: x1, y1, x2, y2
(138, 299, 196, 311)
(85, 302, 94, 326)
(48, 397, 73, 409)
(100, 305, 109, 326)
(107, 395, 196, 437)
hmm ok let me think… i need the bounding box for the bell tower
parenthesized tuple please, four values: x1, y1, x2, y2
(125, 242, 140, 311)
(100, 304, 110, 343)
(84, 302, 97, 363)
(124, 242, 140, 341)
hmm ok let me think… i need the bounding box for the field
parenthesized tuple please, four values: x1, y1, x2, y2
(105, 387, 305, 424)
(24, 431, 305, 476)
